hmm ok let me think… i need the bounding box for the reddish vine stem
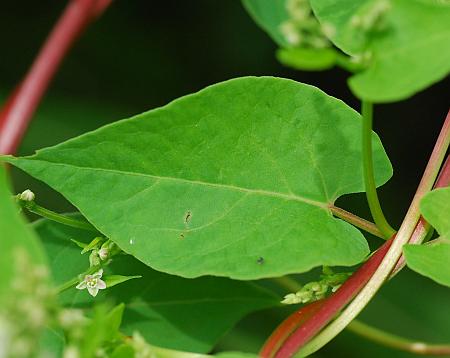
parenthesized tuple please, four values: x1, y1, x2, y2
(0, 0, 111, 155)
(260, 238, 393, 358)
(392, 155, 450, 275)
(262, 113, 450, 358)
(260, 300, 325, 358)
(272, 237, 394, 358)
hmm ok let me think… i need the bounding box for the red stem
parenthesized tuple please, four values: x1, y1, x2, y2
(260, 300, 326, 358)
(0, 0, 111, 155)
(274, 237, 394, 358)
(392, 154, 450, 272)
(262, 114, 450, 358)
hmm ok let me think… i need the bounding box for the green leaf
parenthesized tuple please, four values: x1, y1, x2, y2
(103, 303, 126, 341)
(81, 236, 104, 254)
(80, 304, 124, 357)
(103, 275, 142, 288)
(310, 0, 450, 102)
(39, 327, 65, 357)
(276, 48, 336, 71)
(420, 187, 450, 237)
(242, 0, 290, 47)
(34, 217, 279, 352)
(0, 166, 49, 306)
(4, 77, 392, 279)
(404, 187, 450, 286)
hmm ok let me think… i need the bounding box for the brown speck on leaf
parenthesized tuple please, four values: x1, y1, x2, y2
(179, 233, 185, 240)
(184, 211, 192, 224)
(257, 257, 264, 265)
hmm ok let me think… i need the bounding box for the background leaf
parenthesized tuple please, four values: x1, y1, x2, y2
(0, 166, 49, 305)
(404, 187, 450, 286)
(34, 217, 278, 353)
(309, 0, 450, 102)
(3, 77, 392, 280)
(241, 0, 290, 47)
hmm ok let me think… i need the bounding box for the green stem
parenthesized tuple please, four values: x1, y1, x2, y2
(334, 53, 365, 73)
(361, 101, 396, 239)
(272, 276, 302, 292)
(299, 110, 450, 357)
(56, 277, 80, 294)
(24, 202, 97, 232)
(347, 320, 450, 356)
(56, 265, 100, 294)
(329, 205, 384, 239)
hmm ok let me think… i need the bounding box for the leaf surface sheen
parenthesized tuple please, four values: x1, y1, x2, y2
(404, 187, 450, 287)
(5, 77, 392, 279)
(310, 0, 450, 102)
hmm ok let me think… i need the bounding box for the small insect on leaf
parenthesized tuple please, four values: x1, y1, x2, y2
(184, 211, 192, 224)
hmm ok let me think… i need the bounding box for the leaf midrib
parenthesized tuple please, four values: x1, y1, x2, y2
(16, 158, 329, 209)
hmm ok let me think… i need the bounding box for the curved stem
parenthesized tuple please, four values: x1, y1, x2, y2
(272, 276, 303, 292)
(329, 205, 384, 239)
(334, 53, 365, 73)
(56, 265, 100, 293)
(274, 237, 394, 358)
(347, 320, 450, 356)
(23, 201, 97, 231)
(298, 109, 450, 357)
(391, 155, 450, 276)
(361, 101, 396, 238)
(0, 0, 111, 155)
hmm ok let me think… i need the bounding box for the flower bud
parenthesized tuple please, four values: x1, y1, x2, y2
(19, 189, 35, 202)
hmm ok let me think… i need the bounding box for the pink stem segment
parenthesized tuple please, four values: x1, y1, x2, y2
(0, 0, 112, 155)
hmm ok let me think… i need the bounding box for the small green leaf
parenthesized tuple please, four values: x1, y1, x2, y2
(3, 77, 393, 280)
(111, 344, 136, 358)
(34, 217, 279, 352)
(81, 236, 104, 254)
(71, 238, 87, 249)
(276, 48, 336, 71)
(310, 0, 450, 102)
(103, 275, 142, 288)
(404, 188, 450, 286)
(103, 303, 126, 341)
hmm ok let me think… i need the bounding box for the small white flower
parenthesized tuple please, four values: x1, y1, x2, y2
(76, 269, 106, 297)
(19, 189, 35, 202)
(98, 248, 109, 261)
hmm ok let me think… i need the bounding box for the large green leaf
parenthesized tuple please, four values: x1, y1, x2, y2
(404, 187, 450, 286)
(0, 166, 48, 305)
(3, 77, 392, 279)
(34, 217, 278, 353)
(310, 0, 450, 102)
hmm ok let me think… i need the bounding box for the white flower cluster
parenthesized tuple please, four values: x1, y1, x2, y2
(1, 249, 53, 358)
(279, 0, 333, 48)
(350, 0, 391, 32)
(281, 268, 350, 305)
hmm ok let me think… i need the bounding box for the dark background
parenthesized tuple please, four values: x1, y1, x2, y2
(1, 1, 449, 357)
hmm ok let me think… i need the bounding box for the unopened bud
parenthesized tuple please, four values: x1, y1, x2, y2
(98, 248, 109, 261)
(19, 189, 35, 202)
